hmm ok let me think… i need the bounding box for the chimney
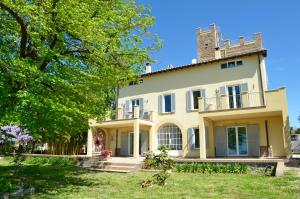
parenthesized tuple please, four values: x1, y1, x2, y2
(223, 39, 230, 47)
(145, 63, 152, 73)
(239, 36, 245, 45)
(253, 32, 262, 49)
(167, 64, 174, 69)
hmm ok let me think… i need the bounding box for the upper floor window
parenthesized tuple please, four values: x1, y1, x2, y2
(128, 79, 143, 86)
(164, 94, 172, 113)
(124, 98, 144, 118)
(131, 99, 140, 112)
(192, 90, 201, 109)
(220, 60, 243, 69)
(159, 93, 175, 113)
(228, 61, 236, 68)
(187, 89, 206, 111)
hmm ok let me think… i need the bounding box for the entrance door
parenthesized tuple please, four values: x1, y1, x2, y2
(227, 85, 242, 109)
(128, 132, 148, 156)
(227, 127, 248, 156)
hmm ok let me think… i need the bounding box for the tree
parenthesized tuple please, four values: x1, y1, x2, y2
(0, 0, 160, 144)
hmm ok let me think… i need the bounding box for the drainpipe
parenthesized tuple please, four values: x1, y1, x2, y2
(265, 120, 270, 156)
(257, 54, 265, 106)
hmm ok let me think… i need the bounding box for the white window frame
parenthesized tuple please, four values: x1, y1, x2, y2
(162, 94, 172, 113)
(236, 60, 243, 66)
(191, 90, 202, 110)
(157, 123, 182, 150)
(128, 98, 140, 113)
(220, 60, 244, 69)
(227, 84, 243, 109)
(226, 126, 248, 156)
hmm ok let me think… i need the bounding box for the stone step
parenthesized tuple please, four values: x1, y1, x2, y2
(88, 168, 131, 173)
(78, 157, 143, 173)
(106, 165, 137, 170)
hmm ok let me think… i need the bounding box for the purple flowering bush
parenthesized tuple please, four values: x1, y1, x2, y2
(0, 125, 33, 155)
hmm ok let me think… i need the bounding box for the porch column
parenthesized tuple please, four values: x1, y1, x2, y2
(149, 125, 155, 151)
(133, 119, 140, 158)
(199, 117, 207, 159)
(87, 128, 93, 156)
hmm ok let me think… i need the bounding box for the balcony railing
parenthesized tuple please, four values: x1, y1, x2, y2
(117, 106, 153, 121)
(199, 92, 264, 112)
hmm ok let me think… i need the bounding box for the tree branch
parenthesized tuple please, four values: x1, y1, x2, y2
(0, 2, 28, 58)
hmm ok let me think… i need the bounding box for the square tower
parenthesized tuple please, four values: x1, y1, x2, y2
(196, 24, 220, 62)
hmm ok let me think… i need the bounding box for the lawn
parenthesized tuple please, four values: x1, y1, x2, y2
(0, 158, 300, 199)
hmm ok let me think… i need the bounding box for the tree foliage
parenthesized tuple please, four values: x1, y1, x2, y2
(0, 0, 160, 142)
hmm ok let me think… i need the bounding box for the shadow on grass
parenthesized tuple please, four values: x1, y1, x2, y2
(0, 163, 100, 197)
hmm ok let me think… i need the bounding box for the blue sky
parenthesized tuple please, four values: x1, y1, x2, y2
(138, 0, 300, 128)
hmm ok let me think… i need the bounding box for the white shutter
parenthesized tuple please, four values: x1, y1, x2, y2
(241, 83, 248, 93)
(158, 95, 163, 114)
(219, 86, 226, 96)
(125, 100, 131, 113)
(200, 89, 207, 111)
(186, 90, 193, 111)
(171, 93, 175, 113)
(139, 98, 144, 118)
(200, 89, 206, 98)
(187, 128, 195, 149)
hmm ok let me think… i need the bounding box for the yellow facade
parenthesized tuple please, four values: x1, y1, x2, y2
(88, 26, 290, 159)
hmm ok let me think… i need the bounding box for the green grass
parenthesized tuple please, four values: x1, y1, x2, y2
(0, 158, 300, 199)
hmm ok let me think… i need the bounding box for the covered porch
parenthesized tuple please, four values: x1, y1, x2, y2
(87, 118, 155, 158)
(194, 88, 290, 159)
(195, 107, 288, 159)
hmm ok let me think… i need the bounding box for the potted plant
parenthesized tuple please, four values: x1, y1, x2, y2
(100, 150, 111, 160)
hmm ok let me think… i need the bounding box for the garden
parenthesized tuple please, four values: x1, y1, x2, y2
(1, 156, 300, 198)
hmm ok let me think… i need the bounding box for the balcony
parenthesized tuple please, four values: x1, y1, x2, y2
(198, 92, 264, 112)
(117, 106, 154, 121)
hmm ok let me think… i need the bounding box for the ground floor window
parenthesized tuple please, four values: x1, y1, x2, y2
(158, 123, 182, 150)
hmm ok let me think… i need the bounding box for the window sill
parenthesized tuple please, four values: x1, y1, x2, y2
(159, 112, 175, 115)
(187, 109, 199, 112)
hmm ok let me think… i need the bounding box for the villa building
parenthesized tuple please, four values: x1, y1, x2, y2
(88, 24, 290, 159)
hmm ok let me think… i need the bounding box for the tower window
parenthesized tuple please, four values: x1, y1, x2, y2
(228, 61, 236, 68)
(221, 63, 228, 69)
(220, 60, 244, 69)
(205, 43, 209, 49)
(236, 60, 243, 66)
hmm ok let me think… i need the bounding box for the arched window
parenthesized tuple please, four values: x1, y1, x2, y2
(158, 123, 182, 150)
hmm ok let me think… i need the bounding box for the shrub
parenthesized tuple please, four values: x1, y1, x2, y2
(143, 151, 155, 169)
(25, 157, 76, 166)
(0, 178, 14, 194)
(153, 171, 170, 186)
(175, 163, 249, 174)
(141, 146, 174, 187)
